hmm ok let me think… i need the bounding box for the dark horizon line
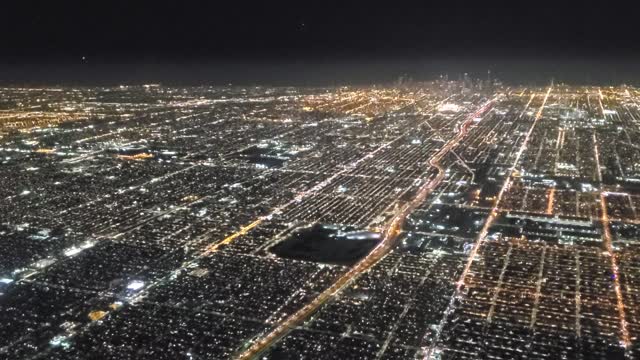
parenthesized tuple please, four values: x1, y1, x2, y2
(1, 57, 640, 87)
(2, 53, 640, 65)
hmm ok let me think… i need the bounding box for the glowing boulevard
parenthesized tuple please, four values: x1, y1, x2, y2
(424, 87, 552, 359)
(236, 99, 496, 360)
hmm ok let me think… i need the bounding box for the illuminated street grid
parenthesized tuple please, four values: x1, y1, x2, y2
(0, 82, 639, 359)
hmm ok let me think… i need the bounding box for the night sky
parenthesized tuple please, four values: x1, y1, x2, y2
(1, 1, 639, 85)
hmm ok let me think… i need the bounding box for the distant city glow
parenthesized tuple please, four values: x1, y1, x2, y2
(1, 82, 638, 359)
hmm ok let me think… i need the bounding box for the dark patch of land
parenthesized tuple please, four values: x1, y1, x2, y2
(236, 145, 288, 168)
(270, 224, 381, 265)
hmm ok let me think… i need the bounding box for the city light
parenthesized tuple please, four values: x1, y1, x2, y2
(1, 82, 638, 360)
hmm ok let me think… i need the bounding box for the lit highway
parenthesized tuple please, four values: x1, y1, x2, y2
(237, 98, 496, 359)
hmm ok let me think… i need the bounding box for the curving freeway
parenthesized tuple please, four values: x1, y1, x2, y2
(236, 98, 496, 360)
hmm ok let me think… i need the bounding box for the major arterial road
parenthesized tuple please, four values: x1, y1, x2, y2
(236, 98, 496, 360)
